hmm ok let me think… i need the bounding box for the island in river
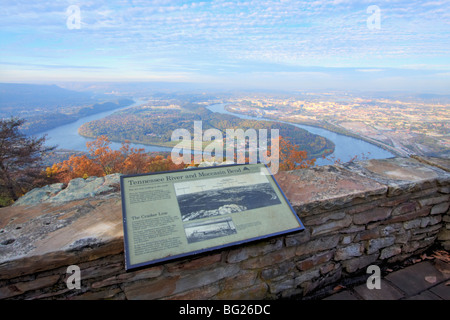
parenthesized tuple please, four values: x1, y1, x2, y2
(78, 102, 335, 160)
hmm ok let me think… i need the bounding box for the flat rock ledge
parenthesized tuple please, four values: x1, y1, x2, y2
(13, 173, 122, 206)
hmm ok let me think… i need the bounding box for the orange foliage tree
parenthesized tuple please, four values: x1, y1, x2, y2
(181, 135, 315, 171)
(86, 135, 125, 175)
(47, 135, 185, 183)
(279, 136, 316, 171)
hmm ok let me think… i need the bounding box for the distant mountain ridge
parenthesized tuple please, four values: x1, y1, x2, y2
(0, 83, 99, 112)
(0, 83, 133, 135)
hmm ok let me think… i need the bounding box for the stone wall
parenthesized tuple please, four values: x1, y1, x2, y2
(0, 157, 449, 300)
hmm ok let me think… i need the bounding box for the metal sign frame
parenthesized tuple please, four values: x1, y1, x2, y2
(120, 163, 304, 270)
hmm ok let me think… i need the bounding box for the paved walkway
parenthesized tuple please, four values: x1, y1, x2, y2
(323, 260, 450, 300)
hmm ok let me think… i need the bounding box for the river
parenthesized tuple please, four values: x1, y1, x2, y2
(42, 100, 394, 166)
(205, 104, 394, 166)
(42, 99, 173, 153)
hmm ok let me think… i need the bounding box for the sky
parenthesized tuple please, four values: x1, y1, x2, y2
(1, 0, 450, 93)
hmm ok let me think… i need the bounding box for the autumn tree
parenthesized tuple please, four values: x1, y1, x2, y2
(279, 136, 316, 171)
(46, 154, 103, 183)
(47, 135, 186, 183)
(120, 143, 150, 175)
(0, 118, 55, 205)
(230, 135, 316, 170)
(183, 135, 316, 172)
(147, 155, 185, 172)
(86, 135, 125, 175)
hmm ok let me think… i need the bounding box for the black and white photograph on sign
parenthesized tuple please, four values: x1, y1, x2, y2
(175, 173, 282, 222)
(184, 216, 237, 244)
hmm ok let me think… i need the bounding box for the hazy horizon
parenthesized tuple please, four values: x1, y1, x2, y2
(1, 1, 449, 94)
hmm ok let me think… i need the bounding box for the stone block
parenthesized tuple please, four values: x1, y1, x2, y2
(413, 224, 442, 235)
(175, 265, 240, 294)
(418, 195, 449, 207)
(420, 215, 442, 228)
(123, 276, 179, 300)
(0, 274, 60, 299)
(167, 253, 222, 273)
(380, 245, 402, 259)
(303, 211, 346, 226)
(221, 270, 258, 291)
(91, 265, 164, 289)
(383, 206, 430, 224)
(320, 262, 338, 275)
(353, 207, 392, 225)
(431, 202, 449, 215)
(226, 238, 283, 264)
(306, 266, 342, 296)
(269, 275, 296, 294)
(401, 241, 422, 254)
(310, 215, 352, 236)
(334, 243, 363, 261)
(296, 250, 335, 271)
(411, 233, 427, 241)
(391, 201, 418, 216)
(367, 236, 395, 254)
(285, 230, 311, 247)
(261, 260, 296, 280)
(403, 219, 421, 230)
(341, 235, 354, 245)
(339, 224, 365, 234)
(241, 247, 296, 270)
(438, 186, 450, 194)
(357, 228, 380, 241)
(81, 262, 124, 281)
(294, 268, 320, 285)
(170, 285, 220, 300)
(380, 223, 402, 236)
(295, 235, 340, 257)
(395, 230, 411, 244)
(342, 253, 379, 273)
(410, 188, 440, 199)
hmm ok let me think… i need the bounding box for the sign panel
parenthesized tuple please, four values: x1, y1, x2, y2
(120, 163, 304, 270)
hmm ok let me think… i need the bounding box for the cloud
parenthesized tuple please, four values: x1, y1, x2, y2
(356, 69, 385, 72)
(0, 62, 110, 70)
(0, 0, 449, 92)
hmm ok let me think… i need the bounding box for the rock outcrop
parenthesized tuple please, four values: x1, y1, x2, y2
(13, 173, 121, 206)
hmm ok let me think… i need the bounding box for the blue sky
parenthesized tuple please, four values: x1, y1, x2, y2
(1, 0, 449, 93)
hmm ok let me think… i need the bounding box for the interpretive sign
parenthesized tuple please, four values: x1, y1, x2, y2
(120, 163, 304, 270)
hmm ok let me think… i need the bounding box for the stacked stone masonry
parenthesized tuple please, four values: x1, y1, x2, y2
(0, 156, 449, 300)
